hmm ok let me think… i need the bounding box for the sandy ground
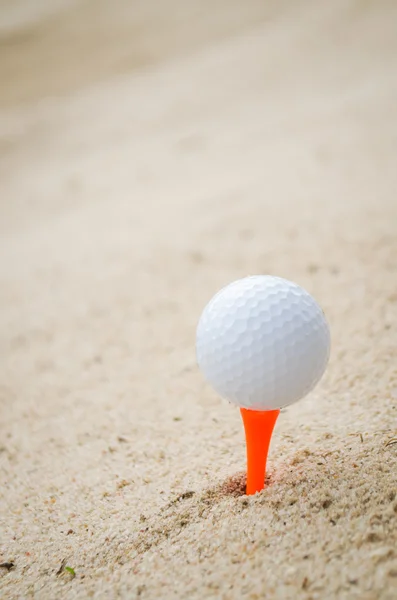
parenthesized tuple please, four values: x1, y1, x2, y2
(1, 0, 397, 598)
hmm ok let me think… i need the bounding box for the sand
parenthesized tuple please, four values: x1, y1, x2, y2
(0, 0, 397, 598)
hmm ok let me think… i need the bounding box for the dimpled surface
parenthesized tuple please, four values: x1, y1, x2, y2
(196, 276, 330, 410)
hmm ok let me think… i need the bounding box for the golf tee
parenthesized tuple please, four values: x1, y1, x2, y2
(240, 407, 280, 495)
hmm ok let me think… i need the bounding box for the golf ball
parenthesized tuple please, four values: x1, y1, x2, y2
(196, 275, 330, 410)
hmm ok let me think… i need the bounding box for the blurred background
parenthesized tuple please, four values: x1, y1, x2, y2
(1, 1, 397, 598)
(0, 0, 283, 109)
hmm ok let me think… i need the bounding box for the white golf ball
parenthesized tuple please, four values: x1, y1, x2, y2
(196, 275, 330, 410)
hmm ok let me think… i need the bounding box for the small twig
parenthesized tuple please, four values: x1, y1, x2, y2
(56, 558, 67, 576)
(348, 433, 364, 443)
(385, 438, 397, 448)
